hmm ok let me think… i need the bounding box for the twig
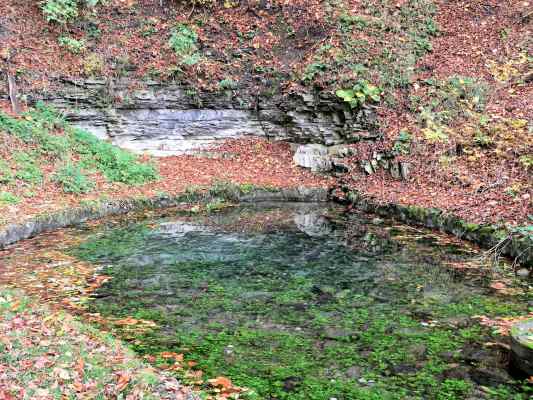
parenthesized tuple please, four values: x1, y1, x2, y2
(478, 233, 511, 268)
(187, 3, 196, 20)
(511, 245, 532, 271)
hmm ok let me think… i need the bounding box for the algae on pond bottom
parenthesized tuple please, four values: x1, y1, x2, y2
(65, 204, 530, 399)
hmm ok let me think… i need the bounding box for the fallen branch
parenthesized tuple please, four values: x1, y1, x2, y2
(479, 233, 511, 268)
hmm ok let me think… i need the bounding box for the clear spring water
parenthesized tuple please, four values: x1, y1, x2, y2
(35, 204, 532, 399)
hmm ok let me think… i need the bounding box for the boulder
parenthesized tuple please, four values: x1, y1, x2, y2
(510, 318, 533, 376)
(400, 162, 411, 180)
(327, 145, 355, 158)
(360, 160, 374, 175)
(293, 144, 333, 172)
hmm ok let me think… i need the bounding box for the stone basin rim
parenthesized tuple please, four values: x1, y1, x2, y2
(0, 186, 329, 249)
(1, 185, 531, 269)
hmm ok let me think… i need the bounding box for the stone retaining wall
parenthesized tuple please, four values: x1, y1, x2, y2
(2, 185, 530, 268)
(334, 188, 532, 268)
(0, 187, 328, 248)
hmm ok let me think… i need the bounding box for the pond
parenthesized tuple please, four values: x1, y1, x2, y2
(2, 203, 531, 399)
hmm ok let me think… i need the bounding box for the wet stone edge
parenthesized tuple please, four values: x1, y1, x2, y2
(2, 186, 530, 269)
(334, 189, 532, 269)
(0, 186, 329, 249)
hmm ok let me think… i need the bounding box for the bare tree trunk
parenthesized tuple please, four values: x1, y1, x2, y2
(6, 72, 20, 114)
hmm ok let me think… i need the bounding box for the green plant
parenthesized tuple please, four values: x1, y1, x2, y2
(0, 103, 70, 157)
(339, 14, 368, 32)
(440, 76, 488, 116)
(504, 183, 523, 198)
(302, 62, 327, 82)
(436, 379, 472, 400)
(439, 155, 455, 168)
(208, 180, 244, 202)
(205, 199, 229, 213)
(85, 24, 101, 40)
(83, 53, 104, 76)
(53, 163, 95, 194)
(41, 0, 78, 24)
(392, 130, 412, 155)
(423, 125, 449, 143)
(58, 35, 86, 54)
(473, 132, 492, 147)
(140, 18, 158, 37)
(0, 103, 158, 189)
(218, 78, 238, 90)
(0, 191, 20, 206)
(519, 155, 533, 169)
(13, 152, 43, 185)
(336, 80, 382, 108)
(73, 129, 158, 185)
(169, 24, 200, 65)
(0, 160, 14, 184)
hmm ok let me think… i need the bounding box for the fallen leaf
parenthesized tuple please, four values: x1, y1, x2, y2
(117, 372, 131, 392)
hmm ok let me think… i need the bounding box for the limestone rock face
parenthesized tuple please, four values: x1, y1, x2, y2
(293, 144, 333, 172)
(25, 79, 379, 155)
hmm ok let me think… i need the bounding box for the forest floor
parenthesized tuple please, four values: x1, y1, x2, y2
(0, 289, 199, 400)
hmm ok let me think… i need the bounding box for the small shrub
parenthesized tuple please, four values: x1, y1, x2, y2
(169, 24, 200, 65)
(206, 180, 245, 203)
(73, 129, 158, 185)
(519, 155, 533, 170)
(336, 80, 382, 108)
(53, 163, 95, 194)
(0, 191, 20, 206)
(239, 183, 255, 193)
(473, 132, 492, 147)
(504, 183, 523, 198)
(0, 160, 14, 184)
(422, 126, 449, 143)
(183, 184, 205, 202)
(41, 0, 78, 25)
(83, 53, 105, 76)
(13, 152, 43, 184)
(58, 36, 86, 54)
(184, 0, 217, 6)
(392, 130, 412, 155)
(205, 199, 229, 213)
(412, 36, 433, 56)
(85, 23, 101, 40)
(339, 14, 368, 32)
(302, 62, 327, 82)
(218, 78, 238, 90)
(140, 18, 159, 37)
(445, 76, 488, 111)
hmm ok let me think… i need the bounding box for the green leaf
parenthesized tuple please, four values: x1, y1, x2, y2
(335, 89, 355, 103)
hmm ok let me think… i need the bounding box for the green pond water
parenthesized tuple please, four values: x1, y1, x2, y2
(65, 203, 530, 399)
